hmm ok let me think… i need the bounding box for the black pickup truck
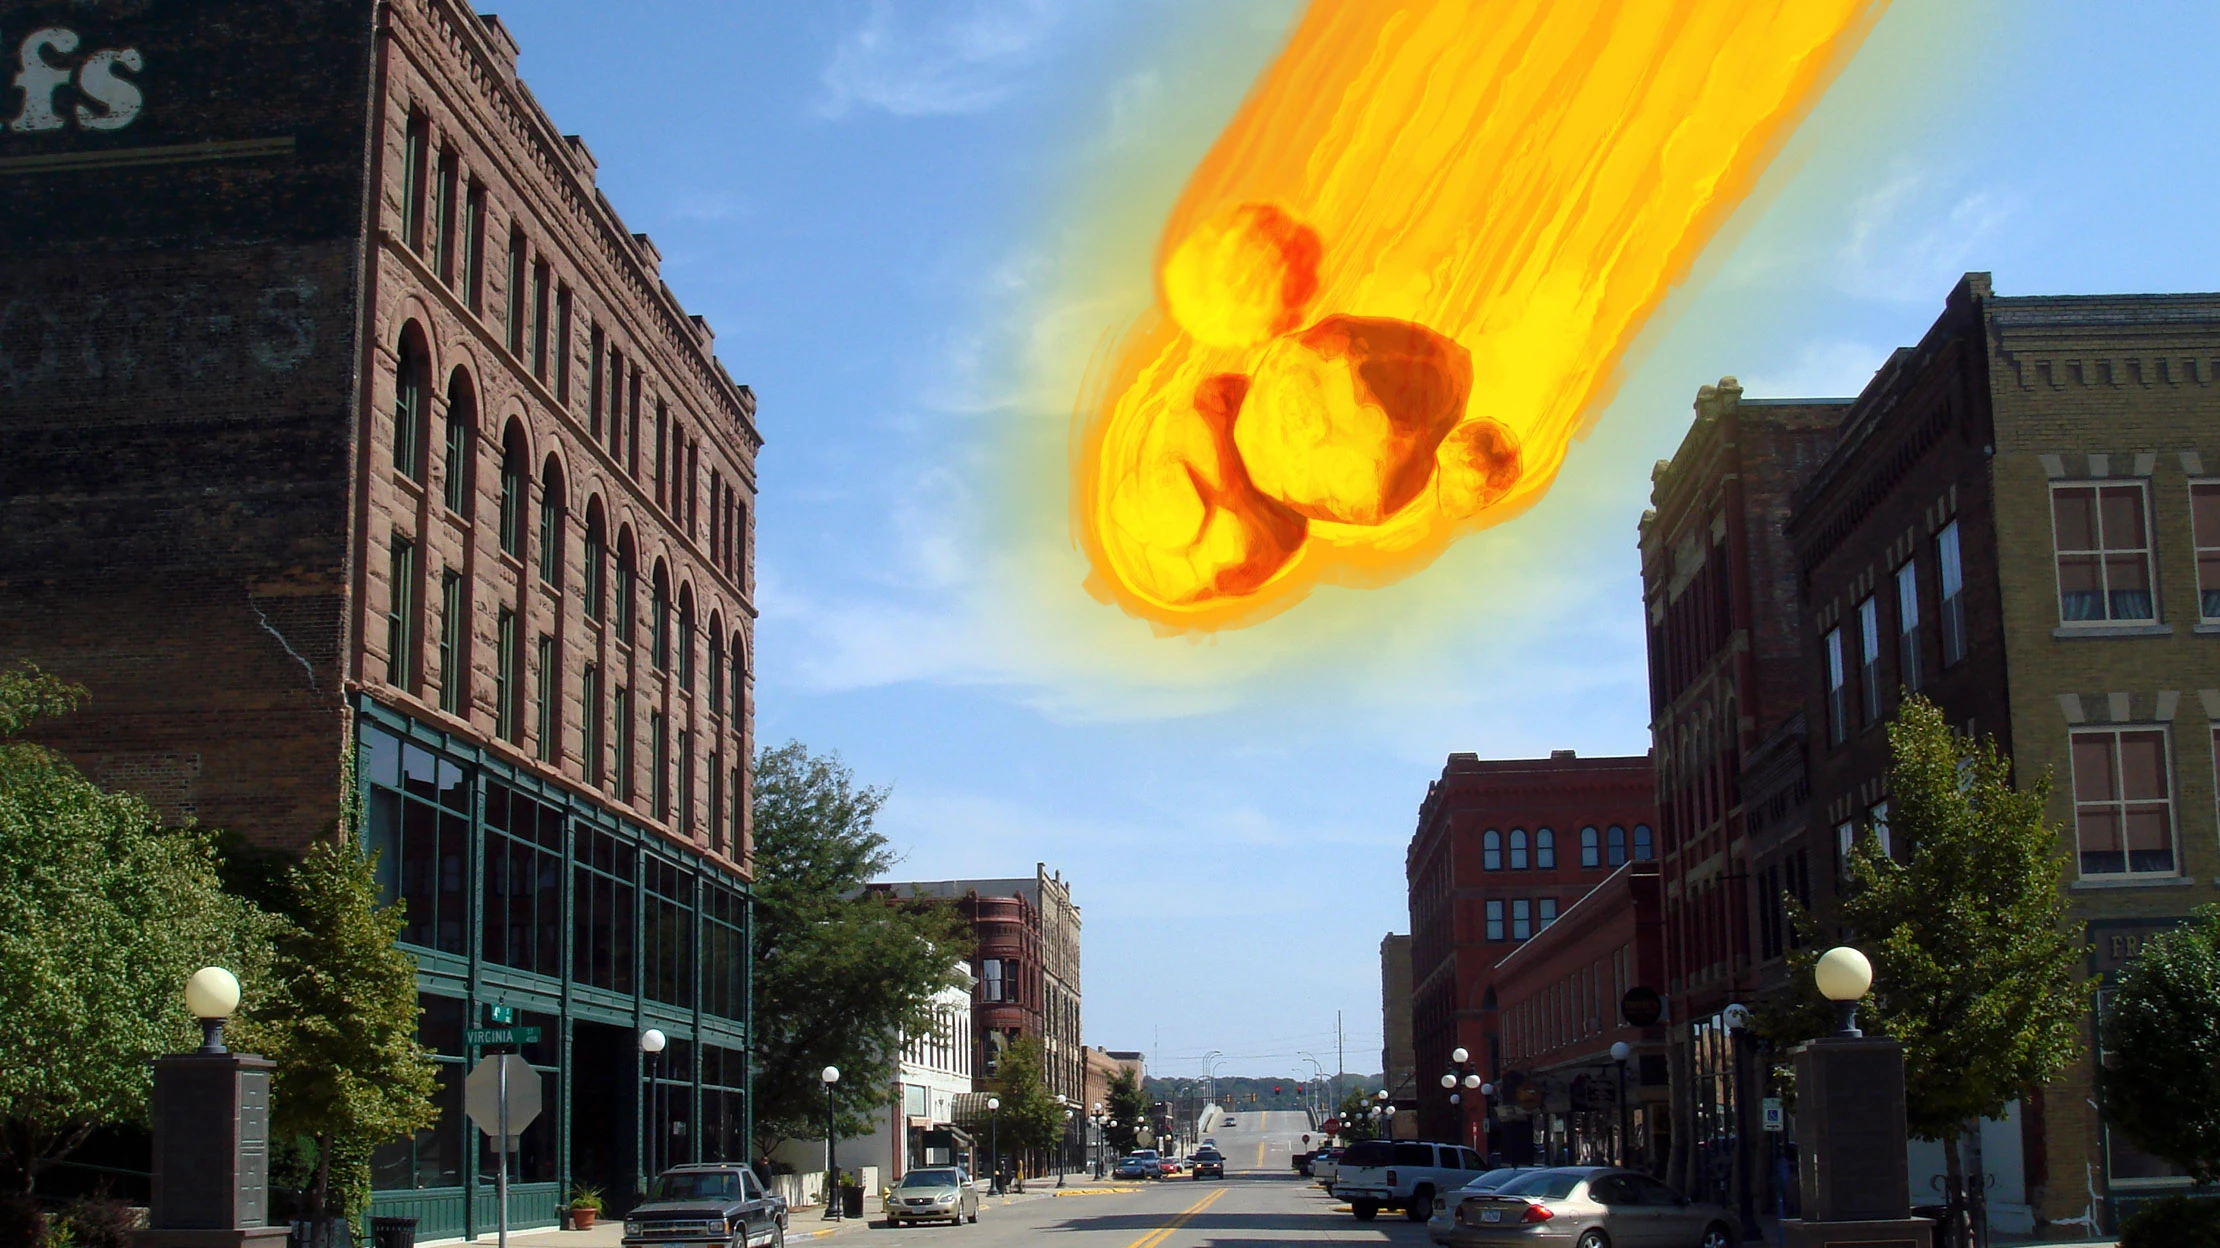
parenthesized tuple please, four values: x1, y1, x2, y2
(622, 1164, 788, 1248)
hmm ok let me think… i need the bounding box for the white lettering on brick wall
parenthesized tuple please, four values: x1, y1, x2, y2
(8, 27, 144, 134)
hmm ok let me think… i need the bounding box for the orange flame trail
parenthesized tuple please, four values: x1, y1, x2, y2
(1076, 0, 1886, 630)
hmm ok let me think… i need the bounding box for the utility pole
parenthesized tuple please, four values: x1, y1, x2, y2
(1335, 1010, 1344, 1120)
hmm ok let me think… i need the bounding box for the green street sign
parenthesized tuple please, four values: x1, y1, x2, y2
(466, 1026, 542, 1046)
(487, 1005, 516, 1025)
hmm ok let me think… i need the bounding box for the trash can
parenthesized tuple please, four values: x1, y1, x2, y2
(840, 1187, 865, 1219)
(370, 1216, 418, 1248)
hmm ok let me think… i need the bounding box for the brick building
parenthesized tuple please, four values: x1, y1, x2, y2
(1636, 382, 1843, 1208)
(1491, 861, 1666, 1169)
(0, 0, 757, 1234)
(1380, 933, 1416, 1131)
(1782, 273, 2220, 1235)
(1404, 750, 1658, 1151)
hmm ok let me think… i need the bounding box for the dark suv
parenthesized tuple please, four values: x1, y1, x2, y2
(622, 1164, 788, 1248)
(1190, 1149, 1224, 1179)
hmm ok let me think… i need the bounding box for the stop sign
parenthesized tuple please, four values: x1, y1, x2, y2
(465, 1055, 542, 1147)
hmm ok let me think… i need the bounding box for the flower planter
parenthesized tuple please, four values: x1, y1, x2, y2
(568, 1209, 599, 1230)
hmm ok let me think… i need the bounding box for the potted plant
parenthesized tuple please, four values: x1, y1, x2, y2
(566, 1186, 605, 1230)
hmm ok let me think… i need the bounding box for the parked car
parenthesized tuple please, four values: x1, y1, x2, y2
(882, 1167, 979, 1227)
(1333, 1139, 1493, 1222)
(1435, 1166, 1736, 1248)
(623, 1164, 787, 1248)
(1425, 1168, 1553, 1240)
(1191, 1148, 1225, 1179)
(1310, 1146, 1347, 1188)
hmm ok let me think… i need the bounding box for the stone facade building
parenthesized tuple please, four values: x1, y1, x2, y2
(1404, 750, 1658, 1151)
(1379, 933, 1416, 1127)
(0, 0, 757, 1234)
(1783, 273, 2220, 1235)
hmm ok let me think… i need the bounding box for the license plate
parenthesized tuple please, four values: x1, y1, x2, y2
(1482, 1209, 1502, 1223)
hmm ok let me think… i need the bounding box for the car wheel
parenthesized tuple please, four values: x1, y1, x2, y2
(1352, 1201, 1379, 1221)
(1406, 1188, 1434, 1222)
(1576, 1231, 1609, 1248)
(1700, 1222, 1734, 1248)
(767, 1226, 783, 1248)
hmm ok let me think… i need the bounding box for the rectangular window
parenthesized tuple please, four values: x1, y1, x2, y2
(1824, 626, 1849, 745)
(554, 286, 572, 405)
(627, 371, 642, 478)
(1511, 898, 1532, 941)
(530, 262, 550, 380)
(1896, 560, 1922, 692)
(1835, 819, 1855, 870)
(433, 148, 457, 283)
(676, 729, 693, 834)
(442, 405, 470, 515)
(2072, 727, 2176, 876)
(506, 231, 526, 356)
(401, 112, 428, 252)
(537, 483, 561, 586)
(2193, 482, 2220, 622)
(1485, 899, 1504, 942)
(708, 747, 724, 853)
(463, 182, 485, 313)
(1868, 800, 1892, 857)
(651, 711, 670, 820)
(655, 403, 668, 507)
(437, 570, 464, 714)
(533, 634, 556, 762)
(1537, 897, 1558, 930)
(1857, 595, 1882, 723)
(494, 607, 518, 742)
(983, 958, 1005, 1001)
(612, 686, 633, 800)
(1938, 520, 1967, 666)
(582, 664, 602, 786)
(588, 325, 605, 439)
(608, 349, 625, 460)
(2053, 482, 2155, 622)
(387, 537, 417, 689)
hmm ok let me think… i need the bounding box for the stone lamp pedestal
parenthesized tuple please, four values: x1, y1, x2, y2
(133, 1052, 291, 1248)
(1779, 1035, 1935, 1248)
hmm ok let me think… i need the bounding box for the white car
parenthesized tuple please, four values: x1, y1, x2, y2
(1332, 1139, 1494, 1222)
(883, 1167, 979, 1226)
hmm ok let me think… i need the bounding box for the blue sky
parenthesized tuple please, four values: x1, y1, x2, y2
(492, 0, 2220, 1080)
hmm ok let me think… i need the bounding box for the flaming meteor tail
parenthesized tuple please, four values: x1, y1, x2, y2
(1077, 0, 1887, 630)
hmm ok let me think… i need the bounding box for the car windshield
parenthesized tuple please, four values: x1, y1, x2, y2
(1339, 1142, 1394, 1168)
(1496, 1169, 1591, 1200)
(897, 1171, 959, 1190)
(648, 1172, 739, 1201)
(1459, 1168, 1529, 1191)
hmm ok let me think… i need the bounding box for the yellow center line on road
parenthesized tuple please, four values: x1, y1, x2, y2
(1121, 1186, 1229, 1248)
(1256, 1141, 1267, 1170)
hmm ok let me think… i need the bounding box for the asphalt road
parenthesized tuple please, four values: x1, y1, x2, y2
(852, 1110, 1431, 1248)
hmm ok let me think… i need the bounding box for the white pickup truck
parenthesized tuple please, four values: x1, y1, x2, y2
(1329, 1139, 1492, 1222)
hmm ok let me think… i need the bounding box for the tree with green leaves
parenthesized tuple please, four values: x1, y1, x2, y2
(247, 835, 440, 1224)
(1334, 1088, 1377, 1141)
(1774, 695, 2090, 1209)
(2102, 906, 2220, 1182)
(1104, 1068, 1147, 1154)
(0, 666, 277, 1193)
(986, 1035, 1067, 1168)
(750, 742, 971, 1158)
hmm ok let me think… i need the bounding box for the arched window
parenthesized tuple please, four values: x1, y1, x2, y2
(1634, 824, 1655, 861)
(1482, 829, 1502, 871)
(497, 422, 527, 558)
(1607, 825, 1627, 868)
(582, 500, 607, 621)
(614, 528, 637, 644)
(1509, 828, 1530, 870)
(677, 585, 697, 690)
(1535, 827, 1556, 870)
(1580, 826, 1601, 868)
(442, 368, 474, 514)
(393, 330, 428, 482)
(537, 456, 565, 586)
(708, 617, 725, 715)
(650, 562, 671, 670)
(730, 630, 746, 720)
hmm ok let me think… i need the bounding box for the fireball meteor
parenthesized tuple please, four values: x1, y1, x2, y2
(1077, 0, 1886, 629)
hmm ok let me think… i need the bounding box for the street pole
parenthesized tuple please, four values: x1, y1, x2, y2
(497, 1052, 510, 1248)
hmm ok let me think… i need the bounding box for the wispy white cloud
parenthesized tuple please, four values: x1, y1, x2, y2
(1738, 338, 1888, 400)
(1833, 168, 2016, 303)
(819, 0, 1068, 118)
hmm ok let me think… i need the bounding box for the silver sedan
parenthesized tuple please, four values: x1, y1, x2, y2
(1433, 1166, 1736, 1248)
(882, 1168, 979, 1225)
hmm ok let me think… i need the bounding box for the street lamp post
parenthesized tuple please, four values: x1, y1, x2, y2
(1439, 1046, 1484, 1151)
(1609, 1041, 1632, 1168)
(822, 1065, 842, 1221)
(1089, 1104, 1104, 1177)
(640, 1029, 667, 1183)
(1374, 1089, 1391, 1142)
(987, 1096, 1002, 1194)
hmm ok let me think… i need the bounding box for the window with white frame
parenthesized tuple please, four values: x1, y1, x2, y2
(2052, 482, 2155, 622)
(1824, 626, 1849, 745)
(1834, 820, 1855, 868)
(2071, 727, 2176, 876)
(1867, 800, 1891, 857)
(1895, 560, 1922, 692)
(2193, 481, 2220, 622)
(1938, 521, 1968, 665)
(1857, 596, 1882, 724)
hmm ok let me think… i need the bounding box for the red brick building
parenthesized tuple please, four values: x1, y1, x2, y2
(1491, 861, 1665, 1168)
(1404, 750, 1658, 1152)
(0, 1, 756, 1233)
(1637, 382, 1843, 1206)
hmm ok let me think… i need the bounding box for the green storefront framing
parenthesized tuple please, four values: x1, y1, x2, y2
(355, 697, 754, 1241)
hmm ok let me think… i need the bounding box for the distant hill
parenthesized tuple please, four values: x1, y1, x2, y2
(1142, 1071, 1383, 1114)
